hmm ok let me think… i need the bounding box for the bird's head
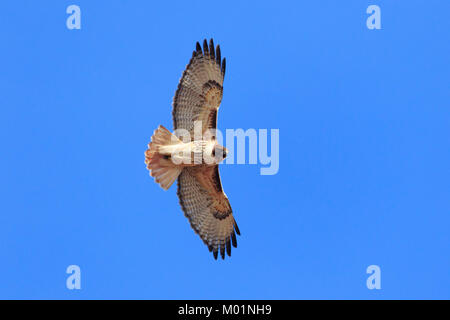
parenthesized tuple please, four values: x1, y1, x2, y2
(211, 143, 228, 164)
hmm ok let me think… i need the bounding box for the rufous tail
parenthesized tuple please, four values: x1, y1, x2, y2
(145, 125, 182, 190)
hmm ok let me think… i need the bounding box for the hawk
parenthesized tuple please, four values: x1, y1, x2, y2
(145, 39, 240, 260)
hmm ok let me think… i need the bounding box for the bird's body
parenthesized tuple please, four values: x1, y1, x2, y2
(155, 138, 224, 167)
(145, 39, 240, 260)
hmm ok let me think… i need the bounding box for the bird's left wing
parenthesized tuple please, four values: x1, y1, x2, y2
(172, 39, 226, 137)
(177, 166, 240, 259)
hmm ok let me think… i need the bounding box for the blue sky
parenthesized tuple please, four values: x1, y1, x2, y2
(0, 1, 449, 299)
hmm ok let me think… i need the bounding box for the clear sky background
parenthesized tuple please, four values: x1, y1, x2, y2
(0, 1, 449, 299)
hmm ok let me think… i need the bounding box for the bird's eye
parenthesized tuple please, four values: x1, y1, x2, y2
(212, 149, 216, 157)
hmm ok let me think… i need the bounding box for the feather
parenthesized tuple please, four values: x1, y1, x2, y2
(221, 58, 226, 78)
(203, 39, 209, 56)
(209, 39, 215, 60)
(231, 231, 237, 248)
(216, 45, 221, 67)
(234, 221, 240, 235)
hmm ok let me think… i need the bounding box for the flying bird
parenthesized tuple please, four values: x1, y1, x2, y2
(145, 39, 240, 260)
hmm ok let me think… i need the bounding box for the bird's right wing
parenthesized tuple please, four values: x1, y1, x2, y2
(177, 166, 240, 259)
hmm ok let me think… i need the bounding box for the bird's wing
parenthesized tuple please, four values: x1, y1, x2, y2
(177, 166, 240, 259)
(172, 39, 226, 138)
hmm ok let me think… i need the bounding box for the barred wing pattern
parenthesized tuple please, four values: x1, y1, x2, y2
(177, 166, 240, 259)
(172, 39, 226, 136)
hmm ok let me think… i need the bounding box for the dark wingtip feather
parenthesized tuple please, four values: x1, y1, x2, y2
(203, 39, 209, 55)
(234, 220, 240, 235)
(231, 231, 237, 248)
(221, 58, 226, 78)
(226, 238, 231, 256)
(213, 250, 218, 260)
(220, 244, 225, 260)
(196, 42, 202, 54)
(209, 39, 215, 60)
(216, 45, 221, 67)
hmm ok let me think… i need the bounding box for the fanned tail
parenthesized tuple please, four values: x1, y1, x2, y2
(145, 125, 182, 190)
